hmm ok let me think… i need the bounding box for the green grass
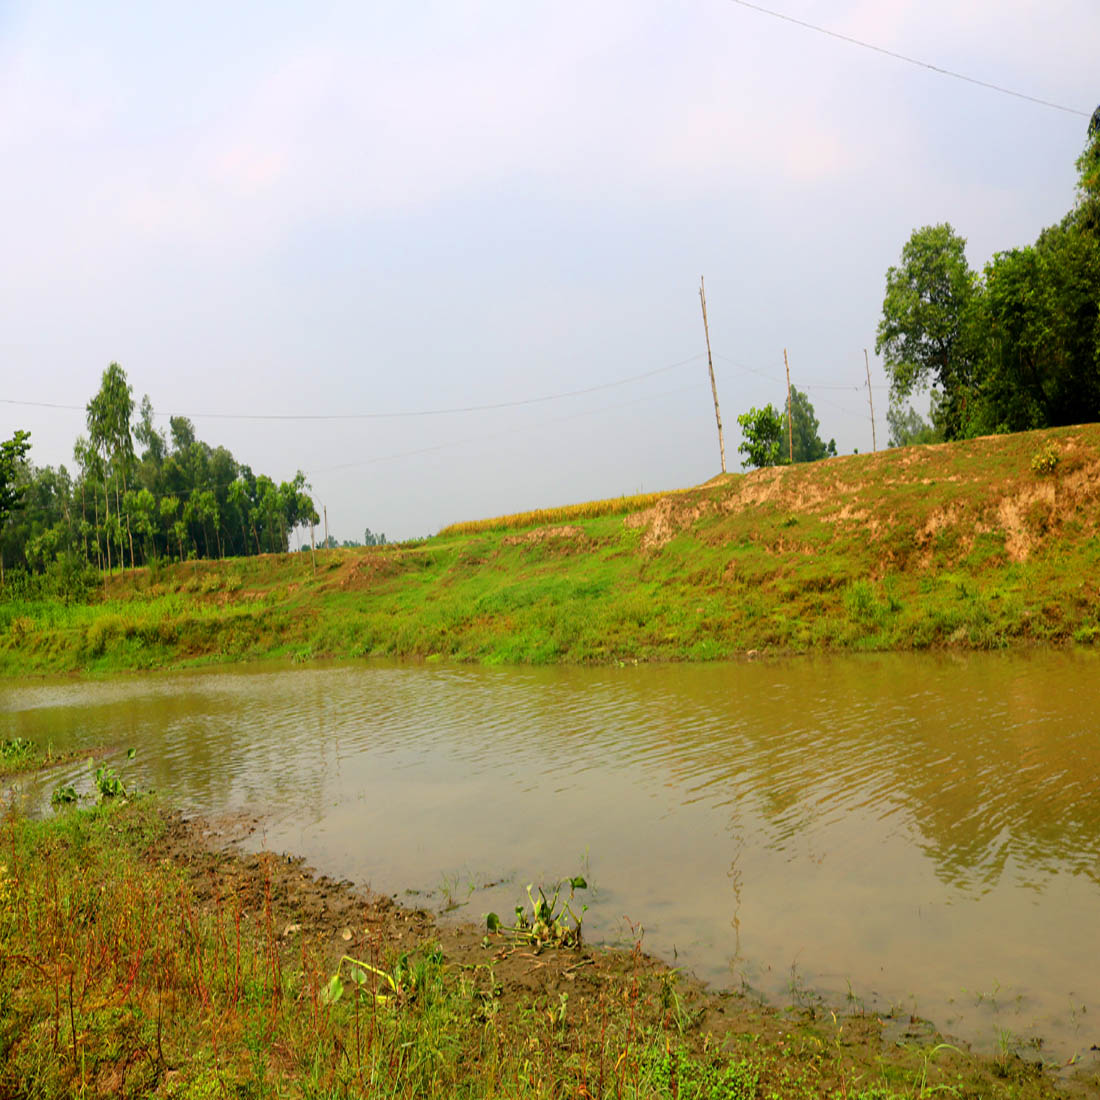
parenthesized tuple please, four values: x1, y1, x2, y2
(3, 424, 1100, 675)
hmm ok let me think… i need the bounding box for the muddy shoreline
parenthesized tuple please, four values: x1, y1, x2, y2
(154, 806, 1097, 1099)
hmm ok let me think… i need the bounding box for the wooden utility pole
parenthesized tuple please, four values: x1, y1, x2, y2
(309, 517, 316, 575)
(323, 504, 329, 550)
(698, 277, 727, 474)
(864, 348, 877, 452)
(783, 348, 794, 463)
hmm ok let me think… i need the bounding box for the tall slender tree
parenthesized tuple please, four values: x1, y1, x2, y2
(86, 363, 136, 570)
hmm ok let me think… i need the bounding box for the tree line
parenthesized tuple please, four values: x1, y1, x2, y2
(0, 363, 320, 593)
(877, 110, 1100, 442)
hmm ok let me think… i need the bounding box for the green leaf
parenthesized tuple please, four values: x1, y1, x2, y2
(320, 974, 344, 1005)
(569, 876, 587, 890)
(486, 912, 501, 933)
(126, 747, 136, 759)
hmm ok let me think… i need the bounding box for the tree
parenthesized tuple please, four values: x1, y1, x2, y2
(86, 363, 135, 570)
(169, 416, 196, 451)
(972, 224, 1100, 434)
(0, 430, 32, 586)
(134, 395, 166, 465)
(1075, 104, 1100, 232)
(875, 224, 980, 439)
(736, 405, 784, 469)
(784, 386, 837, 463)
(886, 393, 943, 447)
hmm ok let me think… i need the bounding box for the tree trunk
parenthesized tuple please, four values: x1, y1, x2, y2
(103, 479, 112, 575)
(121, 470, 135, 569)
(80, 482, 88, 560)
(92, 485, 102, 571)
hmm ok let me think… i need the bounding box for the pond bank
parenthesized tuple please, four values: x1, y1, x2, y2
(2, 796, 1094, 1099)
(3, 425, 1100, 677)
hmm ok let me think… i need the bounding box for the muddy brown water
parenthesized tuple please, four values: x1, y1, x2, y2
(3, 650, 1099, 1064)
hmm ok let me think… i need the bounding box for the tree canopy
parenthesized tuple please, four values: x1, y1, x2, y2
(785, 386, 837, 463)
(876, 119, 1100, 441)
(736, 405, 784, 469)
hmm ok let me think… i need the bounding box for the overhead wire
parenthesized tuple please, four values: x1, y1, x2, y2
(0, 353, 705, 423)
(306, 381, 705, 476)
(724, 0, 1091, 118)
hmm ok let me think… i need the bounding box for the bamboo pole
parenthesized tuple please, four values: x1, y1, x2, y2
(698, 277, 726, 474)
(783, 348, 793, 464)
(864, 348, 877, 452)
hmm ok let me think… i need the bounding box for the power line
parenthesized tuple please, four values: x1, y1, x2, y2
(0, 353, 704, 423)
(306, 382, 704, 476)
(725, 0, 1091, 118)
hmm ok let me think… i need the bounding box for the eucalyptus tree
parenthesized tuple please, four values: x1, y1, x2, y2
(71, 435, 100, 566)
(86, 363, 136, 570)
(134, 394, 166, 466)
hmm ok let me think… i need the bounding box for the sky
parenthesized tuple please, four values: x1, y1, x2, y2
(2, 0, 1097, 542)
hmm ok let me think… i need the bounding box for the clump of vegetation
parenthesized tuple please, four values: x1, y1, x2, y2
(1030, 443, 1061, 476)
(0, 736, 74, 778)
(50, 783, 78, 807)
(0, 737, 33, 764)
(486, 876, 588, 950)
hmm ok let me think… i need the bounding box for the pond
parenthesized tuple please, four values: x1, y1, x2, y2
(3, 649, 1098, 1063)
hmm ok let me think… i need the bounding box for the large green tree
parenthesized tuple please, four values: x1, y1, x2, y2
(875, 223, 979, 440)
(974, 220, 1100, 434)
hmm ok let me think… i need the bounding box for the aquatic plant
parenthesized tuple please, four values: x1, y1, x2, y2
(0, 736, 33, 760)
(485, 876, 587, 950)
(93, 765, 126, 800)
(50, 784, 78, 808)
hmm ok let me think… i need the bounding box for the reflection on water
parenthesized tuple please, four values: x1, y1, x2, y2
(3, 650, 1099, 1061)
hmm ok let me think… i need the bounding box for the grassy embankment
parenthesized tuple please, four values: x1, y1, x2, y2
(2, 425, 1100, 676)
(2, 791, 1087, 1099)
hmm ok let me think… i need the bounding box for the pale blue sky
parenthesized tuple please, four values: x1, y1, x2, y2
(3, 1, 1097, 540)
